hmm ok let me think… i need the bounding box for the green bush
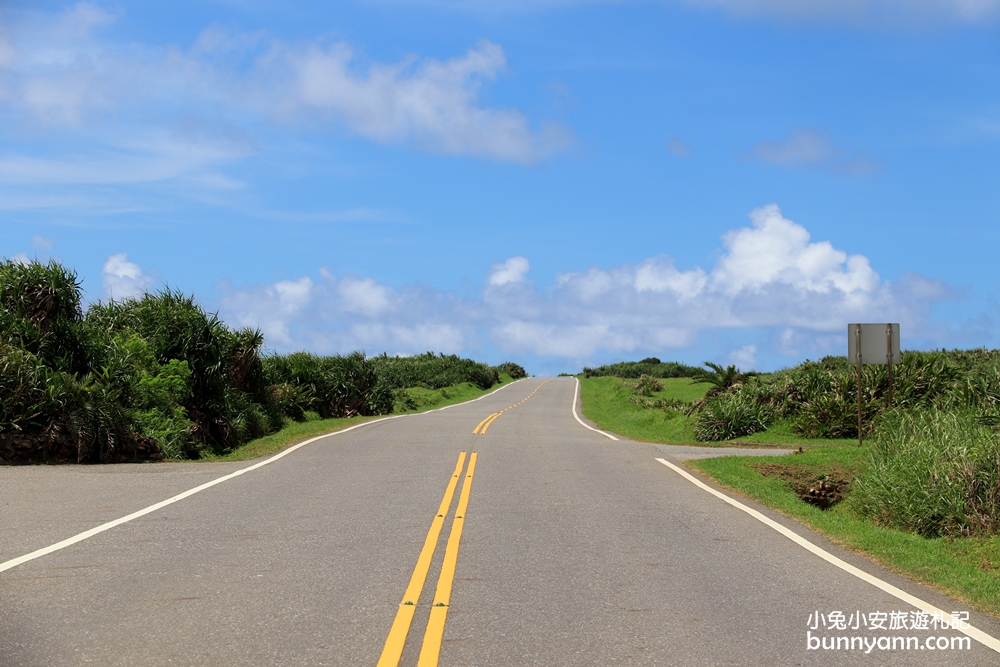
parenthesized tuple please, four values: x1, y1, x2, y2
(694, 385, 775, 441)
(85, 291, 269, 453)
(583, 358, 702, 379)
(700, 352, 976, 440)
(848, 409, 1000, 537)
(632, 374, 664, 396)
(0, 260, 89, 374)
(0, 343, 53, 433)
(370, 352, 499, 390)
(264, 351, 393, 419)
(494, 361, 528, 379)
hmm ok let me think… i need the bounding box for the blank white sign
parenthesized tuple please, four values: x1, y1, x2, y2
(848, 323, 900, 365)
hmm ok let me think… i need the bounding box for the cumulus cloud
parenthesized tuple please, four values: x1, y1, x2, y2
(217, 271, 480, 354)
(102, 252, 153, 300)
(488, 256, 530, 286)
(745, 127, 883, 175)
(216, 276, 314, 347)
(486, 205, 948, 359)
(216, 205, 951, 363)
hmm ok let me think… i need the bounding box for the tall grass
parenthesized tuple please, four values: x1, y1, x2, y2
(693, 382, 775, 441)
(688, 351, 1000, 442)
(848, 409, 1000, 537)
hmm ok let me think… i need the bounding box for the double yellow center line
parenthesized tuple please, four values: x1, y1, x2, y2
(472, 379, 550, 435)
(377, 451, 478, 667)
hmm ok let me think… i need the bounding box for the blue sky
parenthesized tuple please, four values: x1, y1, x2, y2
(1, 1, 999, 374)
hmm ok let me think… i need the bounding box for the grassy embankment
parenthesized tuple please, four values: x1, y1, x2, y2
(579, 376, 855, 447)
(201, 375, 518, 462)
(579, 373, 1000, 619)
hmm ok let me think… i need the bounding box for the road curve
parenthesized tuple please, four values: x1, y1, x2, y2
(1, 376, 998, 666)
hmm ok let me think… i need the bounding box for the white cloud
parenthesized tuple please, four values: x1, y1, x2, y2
(279, 40, 569, 163)
(486, 205, 944, 359)
(0, 130, 252, 186)
(215, 205, 952, 363)
(488, 256, 530, 286)
(217, 271, 480, 354)
(217, 276, 314, 346)
(711, 204, 879, 296)
(728, 344, 758, 370)
(0, 6, 569, 175)
(745, 127, 883, 175)
(336, 276, 394, 317)
(102, 252, 153, 300)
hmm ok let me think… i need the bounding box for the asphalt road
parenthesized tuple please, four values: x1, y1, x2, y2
(2, 377, 999, 666)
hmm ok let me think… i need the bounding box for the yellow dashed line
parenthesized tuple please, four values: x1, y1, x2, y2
(472, 379, 550, 435)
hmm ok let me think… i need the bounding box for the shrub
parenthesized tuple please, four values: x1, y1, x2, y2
(848, 409, 1000, 537)
(370, 352, 499, 390)
(0, 259, 89, 374)
(494, 361, 527, 379)
(85, 291, 271, 454)
(689, 362, 749, 394)
(266, 382, 311, 422)
(632, 374, 664, 396)
(583, 359, 702, 379)
(264, 351, 393, 419)
(0, 343, 53, 433)
(628, 396, 687, 412)
(694, 386, 775, 441)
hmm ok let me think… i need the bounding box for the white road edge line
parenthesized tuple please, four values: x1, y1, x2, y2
(572, 378, 619, 440)
(655, 457, 1000, 655)
(0, 378, 527, 575)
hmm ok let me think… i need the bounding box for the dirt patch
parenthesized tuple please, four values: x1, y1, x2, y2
(753, 463, 854, 510)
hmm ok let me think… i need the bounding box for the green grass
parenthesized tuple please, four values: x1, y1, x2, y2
(394, 376, 515, 412)
(579, 376, 704, 444)
(200, 375, 517, 462)
(731, 419, 857, 447)
(198, 414, 375, 462)
(580, 376, 855, 448)
(688, 449, 1000, 619)
(658, 377, 713, 401)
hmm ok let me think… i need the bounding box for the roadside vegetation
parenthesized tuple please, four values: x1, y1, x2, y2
(580, 352, 1000, 617)
(0, 259, 526, 464)
(202, 375, 518, 463)
(583, 357, 702, 379)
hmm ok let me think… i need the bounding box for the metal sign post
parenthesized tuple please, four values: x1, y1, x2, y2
(848, 323, 900, 446)
(856, 324, 862, 447)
